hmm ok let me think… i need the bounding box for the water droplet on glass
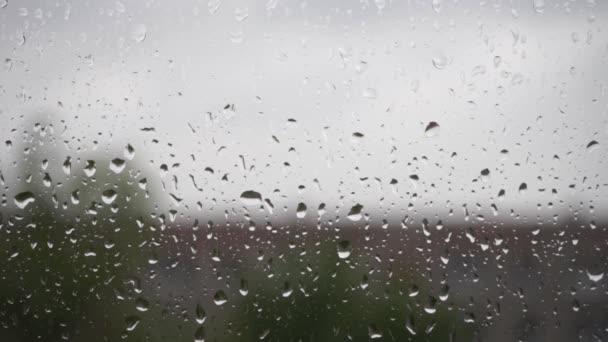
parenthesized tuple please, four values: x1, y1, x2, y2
(239, 278, 249, 296)
(431, 0, 441, 13)
(432, 52, 448, 69)
(368, 324, 383, 339)
(296, 202, 307, 218)
(363, 88, 378, 99)
(347, 204, 364, 221)
(124, 144, 135, 160)
(424, 121, 440, 137)
(102, 189, 118, 204)
(337, 240, 352, 259)
(110, 158, 126, 174)
(14, 191, 35, 209)
(208, 0, 221, 14)
(586, 140, 599, 152)
(84, 160, 96, 177)
(240, 190, 262, 206)
(194, 326, 205, 342)
(587, 270, 604, 282)
(519, 182, 527, 195)
(125, 316, 140, 331)
(213, 290, 228, 306)
(195, 303, 206, 324)
(131, 24, 147, 43)
(135, 298, 149, 312)
(533, 0, 545, 13)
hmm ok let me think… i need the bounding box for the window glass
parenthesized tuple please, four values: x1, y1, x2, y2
(1, 1, 607, 341)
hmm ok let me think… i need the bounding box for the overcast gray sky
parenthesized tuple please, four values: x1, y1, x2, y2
(1, 0, 607, 224)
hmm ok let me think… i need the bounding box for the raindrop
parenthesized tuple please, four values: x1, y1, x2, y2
(239, 278, 249, 296)
(14, 191, 35, 209)
(363, 88, 378, 99)
(587, 270, 604, 282)
(368, 324, 383, 339)
(125, 316, 140, 331)
(431, 0, 441, 13)
(519, 183, 527, 195)
(102, 189, 118, 204)
(281, 281, 293, 297)
(240, 190, 263, 206)
(405, 316, 416, 335)
(62, 157, 71, 175)
(213, 290, 228, 306)
(533, 0, 545, 13)
(110, 158, 126, 174)
(84, 160, 96, 177)
(195, 303, 206, 324)
(208, 0, 221, 14)
(424, 121, 440, 137)
(347, 203, 364, 221)
(135, 298, 149, 312)
(131, 24, 147, 43)
(586, 140, 599, 152)
(194, 326, 205, 342)
(296, 202, 307, 218)
(432, 52, 448, 69)
(337, 240, 352, 259)
(124, 144, 135, 160)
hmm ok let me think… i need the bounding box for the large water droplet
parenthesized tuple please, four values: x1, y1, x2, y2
(213, 290, 228, 306)
(424, 121, 440, 137)
(347, 204, 364, 221)
(14, 191, 35, 209)
(131, 24, 147, 43)
(194, 326, 205, 342)
(337, 240, 352, 259)
(587, 270, 604, 282)
(195, 303, 206, 324)
(240, 190, 262, 206)
(110, 158, 126, 174)
(296, 202, 307, 218)
(432, 52, 448, 69)
(102, 189, 118, 204)
(533, 0, 545, 13)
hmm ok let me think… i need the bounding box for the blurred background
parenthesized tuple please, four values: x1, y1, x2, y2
(1, 0, 607, 341)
